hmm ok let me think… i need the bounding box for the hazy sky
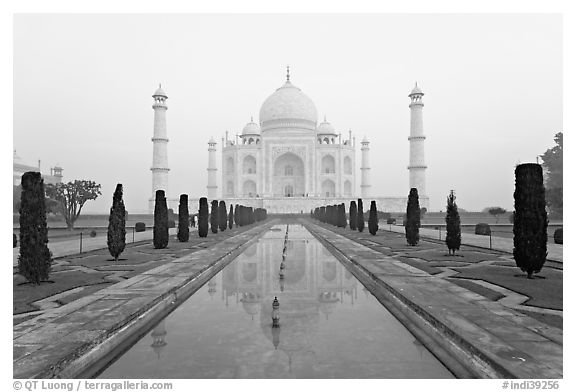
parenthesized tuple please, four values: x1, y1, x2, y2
(13, 13, 562, 213)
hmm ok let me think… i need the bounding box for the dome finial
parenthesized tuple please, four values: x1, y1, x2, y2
(286, 65, 290, 82)
(324, 115, 327, 122)
(250, 116, 253, 122)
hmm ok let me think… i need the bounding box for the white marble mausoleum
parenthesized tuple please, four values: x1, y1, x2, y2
(149, 69, 429, 214)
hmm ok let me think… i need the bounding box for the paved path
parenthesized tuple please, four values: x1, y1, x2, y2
(303, 220, 562, 379)
(13, 228, 180, 266)
(13, 221, 275, 378)
(383, 224, 563, 263)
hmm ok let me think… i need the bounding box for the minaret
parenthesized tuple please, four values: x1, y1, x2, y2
(150, 84, 170, 212)
(408, 82, 427, 196)
(360, 136, 371, 198)
(207, 137, 218, 199)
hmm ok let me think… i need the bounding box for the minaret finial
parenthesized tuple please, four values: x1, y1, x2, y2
(251, 116, 253, 123)
(286, 65, 290, 82)
(324, 115, 326, 122)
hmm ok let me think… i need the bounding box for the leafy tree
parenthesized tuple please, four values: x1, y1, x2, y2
(177, 194, 190, 242)
(368, 200, 379, 235)
(420, 207, 427, 219)
(540, 132, 563, 216)
(228, 205, 234, 230)
(487, 207, 507, 223)
(445, 190, 461, 255)
(153, 190, 169, 249)
(18, 172, 52, 284)
(357, 199, 365, 232)
(107, 184, 126, 261)
(198, 197, 209, 237)
(405, 188, 420, 246)
(210, 200, 219, 233)
(219, 201, 227, 232)
(45, 180, 102, 230)
(349, 201, 357, 230)
(513, 164, 548, 279)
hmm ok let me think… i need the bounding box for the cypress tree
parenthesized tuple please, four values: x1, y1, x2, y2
(338, 203, 347, 228)
(513, 164, 548, 279)
(107, 183, 126, 261)
(405, 188, 420, 246)
(210, 200, 219, 233)
(228, 204, 234, 230)
(177, 194, 190, 242)
(153, 190, 169, 249)
(349, 201, 358, 230)
(333, 205, 338, 226)
(357, 198, 365, 232)
(198, 197, 209, 237)
(368, 200, 379, 235)
(445, 190, 461, 255)
(18, 172, 52, 284)
(234, 204, 240, 227)
(219, 200, 227, 232)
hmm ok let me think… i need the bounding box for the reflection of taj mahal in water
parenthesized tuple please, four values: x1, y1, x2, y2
(221, 230, 358, 322)
(148, 227, 359, 369)
(149, 68, 429, 213)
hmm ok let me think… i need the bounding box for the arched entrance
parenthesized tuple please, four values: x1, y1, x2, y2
(273, 152, 305, 197)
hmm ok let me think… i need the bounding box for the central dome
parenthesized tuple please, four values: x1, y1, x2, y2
(259, 80, 318, 131)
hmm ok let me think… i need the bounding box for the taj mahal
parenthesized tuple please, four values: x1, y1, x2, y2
(149, 68, 429, 214)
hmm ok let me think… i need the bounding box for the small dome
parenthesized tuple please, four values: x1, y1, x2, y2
(259, 80, 317, 129)
(316, 117, 336, 135)
(409, 83, 423, 96)
(242, 117, 261, 135)
(153, 85, 167, 97)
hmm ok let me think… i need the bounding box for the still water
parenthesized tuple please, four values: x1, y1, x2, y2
(99, 224, 454, 378)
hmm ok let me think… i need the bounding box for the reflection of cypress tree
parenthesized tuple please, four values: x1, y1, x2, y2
(368, 200, 379, 235)
(357, 199, 365, 232)
(445, 190, 461, 255)
(228, 204, 234, 230)
(513, 164, 548, 279)
(219, 200, 227, 232)
(349, 201, 357, 230)
(177, 194, 190, 242)
(107, 183, 126, 260)
(405, 188, 420, 246)
(210, 200, 219, 234)
(153, 190, 169, 249)
(18, 172, 52, 284)
(198, 198, 208, 237)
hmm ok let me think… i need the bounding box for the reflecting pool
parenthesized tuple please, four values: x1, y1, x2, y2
(99, 225, 454, 378)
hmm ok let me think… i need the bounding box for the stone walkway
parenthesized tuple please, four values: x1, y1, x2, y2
(384, 224, 563, 263)
(13, 221, 276, 378)
(303, 220, 562, 378)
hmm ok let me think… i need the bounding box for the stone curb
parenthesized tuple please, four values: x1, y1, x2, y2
(13, 221, 277, 379)
(302, 220, 562, 379)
